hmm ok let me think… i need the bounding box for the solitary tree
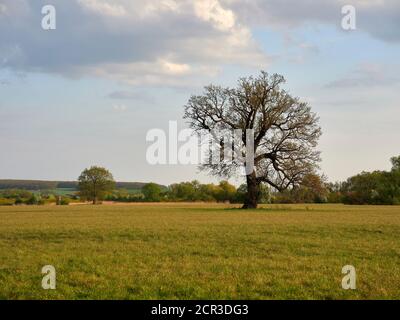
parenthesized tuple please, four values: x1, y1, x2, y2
(78, 166, 115, 204)
(184, 71, 321, 208)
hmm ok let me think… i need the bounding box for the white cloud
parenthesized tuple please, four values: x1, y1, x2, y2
(78, 0, 127, 17)
(160, 60, 191, 75)
(194, 0, 235, 31)
(3, 0, 398, 88)
(225, 0, 400, 43)
(112, 104, 127, 111)
(326, 63, 400, 88)
(0, 0, 267, 87)
(0, 4, 7, 14)
(83, 59, 221, 87)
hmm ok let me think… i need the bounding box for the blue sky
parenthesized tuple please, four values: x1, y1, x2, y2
(0, 0, 399, 185)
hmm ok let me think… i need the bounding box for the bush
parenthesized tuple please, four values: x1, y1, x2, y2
(60, 198, 70, 205)
(22, 194, 45, 205)
(341, 170, 400, 205)
(105, 189, 147, 202)
(142, 183, 162, 202)
(166, 180, 237, 203)
(0, 198, 14, 206)
(25, 195, 40, 205)
(56, 196, 70, 205)
(0, 189, 33, 200)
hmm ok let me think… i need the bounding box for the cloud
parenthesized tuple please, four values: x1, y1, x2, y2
(280, 33, 320, 64)
(0, 4, 7, 14)
(77, 0, 127, 17)
(194, 0, 235, 31)
(0, 0, 268, 87)
(108, 90, 155, 102)
(326, 63, 400, 88)
(2, 0, 398, 88)
(112, 104, 127, 111)
(225, 0, 400, 43)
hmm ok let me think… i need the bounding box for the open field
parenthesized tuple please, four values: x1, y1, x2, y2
(0, 203, 399, 300)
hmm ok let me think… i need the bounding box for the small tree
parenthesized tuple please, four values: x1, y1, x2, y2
(291, 173, 328, 203)
(78, 166, 115, 204)
(214, 181, 237, 203)
(142, 183, 162, 202)
(26, 194, 40, 205)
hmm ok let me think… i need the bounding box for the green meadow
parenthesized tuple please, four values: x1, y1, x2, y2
(0, 203, 399, 300)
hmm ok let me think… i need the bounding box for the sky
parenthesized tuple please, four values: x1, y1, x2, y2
(0, 0, 399, 185)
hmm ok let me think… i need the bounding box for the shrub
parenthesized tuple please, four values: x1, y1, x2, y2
(56, 196, 70, 205)
(25, 195, 39, 205)
(0, 198, 14, 206)
(14, 198, 24, 205)
(142, 183, 162, 202)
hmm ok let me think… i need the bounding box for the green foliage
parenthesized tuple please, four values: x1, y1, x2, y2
(325, 182, 344, 203)
(142, 183, 163, 202)
(214, 181, 237, 202)
(0, 180, 58, 190)
(342, 170, 400, 205)
(25, 194, 44, 205)
(0, 189, 33, 200)
(168, 181, 199, 201)
(0, 189, 47, 206)
(272, 174, 328, 204)
(2, 155, 399, 206)
(0, 180, 157, 197)
(292, 174, 328, 203)
(56, 196, 70, 206)
(335, 155, 400, 205)
(166, 180, 237, 203)
(235, 183, 270, 204)
(391, 155, 400, 172)
(0, 198, 15, 206)
(14, 198, 24, 205)
(78, 166, 116, 204)
(106, 189, 145, 202)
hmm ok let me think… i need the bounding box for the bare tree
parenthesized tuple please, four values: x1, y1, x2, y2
(184, 71, 322, 209)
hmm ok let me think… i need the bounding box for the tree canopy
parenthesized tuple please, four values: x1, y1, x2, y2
(78, 166, 115, 204)
(142, 183, 163, 202)
(184, 71, 321, 208)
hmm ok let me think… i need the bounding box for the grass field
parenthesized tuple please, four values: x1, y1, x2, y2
(0, 203, 399, 300)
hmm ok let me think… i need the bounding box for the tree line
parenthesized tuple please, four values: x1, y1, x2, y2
(0, 180, 151, 191)
(76, 155, 397, 205)
(1, 156, 399, 207)
(135, 155, 400, 205)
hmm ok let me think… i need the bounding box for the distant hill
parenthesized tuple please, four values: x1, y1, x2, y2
(0, 180, 166, 191)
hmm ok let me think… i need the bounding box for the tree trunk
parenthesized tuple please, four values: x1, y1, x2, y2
(242, 172, 260, 209)
(93, 182, 97, 205)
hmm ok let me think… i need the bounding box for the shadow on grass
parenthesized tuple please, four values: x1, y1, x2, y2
(224, 205, 315, 212)
(176, 205, 315, 213)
